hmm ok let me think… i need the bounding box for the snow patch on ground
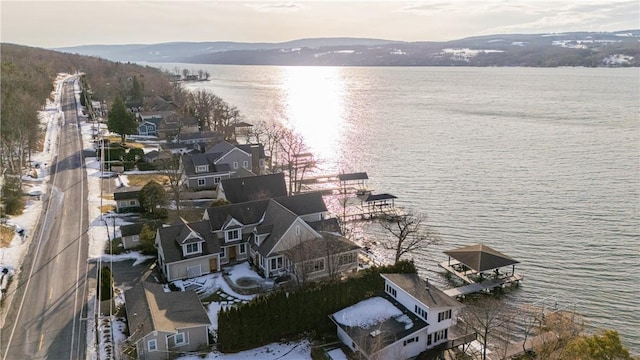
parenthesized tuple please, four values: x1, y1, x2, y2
(327, 348, 348, 360)
(177, 339, 312, 360)
(0, 73, 73, 272)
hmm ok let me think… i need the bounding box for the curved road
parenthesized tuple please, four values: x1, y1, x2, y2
(1, 78, 92, 359)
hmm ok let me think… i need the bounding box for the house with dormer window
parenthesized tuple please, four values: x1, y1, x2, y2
(156, 191, 359, 282)
(180, 153, 232, 190)
(156, 220, 221, 281)
(181, 140, 265, 190)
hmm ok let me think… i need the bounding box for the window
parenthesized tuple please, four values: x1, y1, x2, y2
(304, 258, 325, 273)
(414, 305, 427, 320)
(196, 165, 208, 173)
(233, 161, 238, 169)
(338, 253, 356, 266)
(438, 309, 452, 322)
(296, 225, 300, 235)
(434, 329, 448, 342)
(221, 247, 226, 258)
(243, 160, 249, 168)
(185, 243, 200, 255)
(132, 234, 140, 242)
(427, 334, 432, 346)
(197, 178, 205, 187)
(226, 229, 240, 242)
(174, 332, 187, 346)
(214, 177, 221, 184)
(271, 257, 283, 270)
(239, 244, 246, 254)
(148, 339, 157, 352)
(129, 200, 137, 206)
(119, 201, 127, 208)
(386, 284, 397, 298)
(403, 336, 418, 346)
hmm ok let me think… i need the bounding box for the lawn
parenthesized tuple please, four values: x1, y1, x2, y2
(105, 136, 146, 149)
(1, 225, 15, 248)
(126, 174, 170, 187)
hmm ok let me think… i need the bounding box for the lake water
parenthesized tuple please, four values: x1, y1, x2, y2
(159, 64, 639, 351)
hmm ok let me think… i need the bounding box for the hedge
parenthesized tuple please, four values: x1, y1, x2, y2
(217, 260, 417, 353)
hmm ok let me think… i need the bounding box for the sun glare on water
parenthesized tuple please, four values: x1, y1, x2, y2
(279, 66, 347, 168)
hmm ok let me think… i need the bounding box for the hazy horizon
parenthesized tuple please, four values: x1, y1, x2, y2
(1, 1, 638, 49)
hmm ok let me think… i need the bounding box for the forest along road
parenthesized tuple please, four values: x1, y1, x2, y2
(1, 78, 92, 360)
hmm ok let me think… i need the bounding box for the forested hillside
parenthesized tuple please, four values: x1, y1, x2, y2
(0, 43, 172, 215)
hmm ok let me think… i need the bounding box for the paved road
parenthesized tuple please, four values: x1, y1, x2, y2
(1, 78, 93, 359)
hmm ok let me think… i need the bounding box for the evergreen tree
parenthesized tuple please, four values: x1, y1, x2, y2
(98, 266, 114, 301)
(139, 223, 157, 255)
(138, 180, 167, 218)
(130, 75, 144, 105)
(107, 96, 137, 144)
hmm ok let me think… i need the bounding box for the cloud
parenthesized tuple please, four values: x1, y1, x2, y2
(245, 1, 303, 13)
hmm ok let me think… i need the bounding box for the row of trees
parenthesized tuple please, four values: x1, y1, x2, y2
(217, 260, 417, 352)
(458, 296, 633, 360)
(0, 43, 174, 216)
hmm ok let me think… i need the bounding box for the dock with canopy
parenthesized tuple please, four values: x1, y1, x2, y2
(439, 243, 523, 297)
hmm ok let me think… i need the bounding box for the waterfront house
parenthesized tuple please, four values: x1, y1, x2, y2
(216, 173, 287, 203)
(124, 273, 211, 360)
(114, 187, 142, 213)
(180, 141, 267, 190)
(331, 273, 463, 360)
(203, 140, 253, 176)
(156, 191, 359, 282)
(180, 153, 233, 190)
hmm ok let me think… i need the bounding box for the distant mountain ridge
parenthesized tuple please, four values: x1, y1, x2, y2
(56, 31, 640, 67)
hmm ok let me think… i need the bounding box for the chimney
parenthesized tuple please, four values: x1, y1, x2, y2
(250, 145, 260, 174)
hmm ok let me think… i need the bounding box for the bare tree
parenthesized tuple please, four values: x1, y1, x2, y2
(197, 69, 205, 80)
(214, 102, 242, 141)
(158, 154, 184, 216)
(275, 128, 313, 195)
(181, 68, 190, 79)
(189, 89, 220, 131)
(379, 212, 440, 264)
(461, 298, 514, 360)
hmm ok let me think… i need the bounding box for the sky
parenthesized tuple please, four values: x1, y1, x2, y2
(1, 0, 639, 48)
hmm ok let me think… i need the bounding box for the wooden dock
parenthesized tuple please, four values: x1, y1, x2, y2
(439, 260, 523, 297)
(443, 274, 523, 297)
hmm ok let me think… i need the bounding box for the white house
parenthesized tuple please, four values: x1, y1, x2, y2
(331, 273, 463, 360)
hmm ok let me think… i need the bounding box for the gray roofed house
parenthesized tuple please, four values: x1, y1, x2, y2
(216, 173, 287, 203)
(181, 140, 263, 190)
(156, 220, 222, 281)
(156, 191, 357, 281)
(180, 153, 233, 190)
(124, 272, 211, 360)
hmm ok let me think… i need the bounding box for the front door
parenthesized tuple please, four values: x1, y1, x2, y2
(209, 258, 218, 272)
(229, 246, 237, 262)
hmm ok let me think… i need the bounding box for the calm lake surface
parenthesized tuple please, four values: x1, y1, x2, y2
(161, 64, 639, 351)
